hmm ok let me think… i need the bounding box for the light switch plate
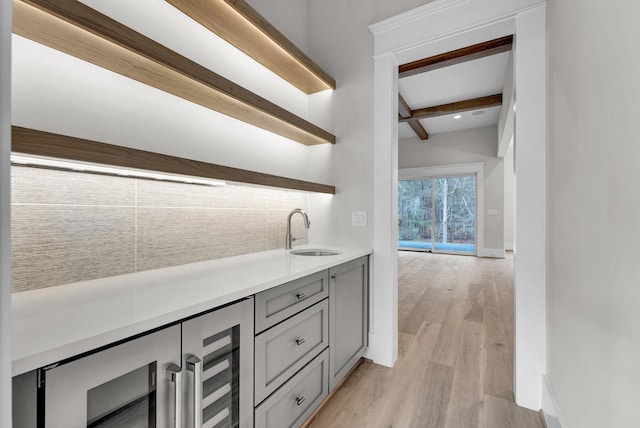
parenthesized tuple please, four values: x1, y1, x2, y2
(352, 211, 367, 227)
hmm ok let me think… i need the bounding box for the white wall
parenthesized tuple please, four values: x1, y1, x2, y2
(304, 0, 427, 250)
(246, 0, 309, 52)
(546, 0, 640, 426)
(1, 0, 12, 425)
(504, 147, 514, 250)
(398, 125, 505, 252)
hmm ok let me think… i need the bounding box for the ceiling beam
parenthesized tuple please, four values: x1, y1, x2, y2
(399, 35, 513, 78)
(399, 94, 503, 122)
(398, 94, 428, 140)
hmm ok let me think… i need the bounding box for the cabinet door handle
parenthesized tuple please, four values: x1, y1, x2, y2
(331, 274, 337, 280)
(295, 338, 306, 346)
(186, 356, 202, 428)
(295, 396, 306, 406)
(167, 364, 182, 428)
(296, 292, 306, 300)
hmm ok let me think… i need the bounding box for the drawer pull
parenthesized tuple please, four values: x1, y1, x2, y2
(296, 292, 306, 300)
(331, 274, 337, 280)
(295, 396, 306, 406)
(295, 338, 306, 346)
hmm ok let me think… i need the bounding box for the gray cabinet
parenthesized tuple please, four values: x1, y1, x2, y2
(254, 270, 329, 334)
(13, 256, 369, 428)
(329, 256, 369, 390)
(254, 349, 329, 428)
(254, 255, 369, 427)
(254, 300, 329, 404)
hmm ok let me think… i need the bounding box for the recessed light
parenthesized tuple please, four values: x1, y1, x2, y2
(453, 115, 462, 120)
(472, 110, 485, 116)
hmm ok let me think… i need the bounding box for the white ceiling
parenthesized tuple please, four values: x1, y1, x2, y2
(398, 50, 511, 138)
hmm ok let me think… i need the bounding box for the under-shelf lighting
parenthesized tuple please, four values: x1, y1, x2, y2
(166, 0, 336, 94)
(453, 114, 462, 120)
(11, 154, 226, 186)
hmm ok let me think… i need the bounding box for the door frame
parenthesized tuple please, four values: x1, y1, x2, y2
(368, 0, 546, 410)
(399, 162, 484, 256)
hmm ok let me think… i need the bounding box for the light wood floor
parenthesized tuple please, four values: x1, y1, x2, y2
(306, 251, 543, 428)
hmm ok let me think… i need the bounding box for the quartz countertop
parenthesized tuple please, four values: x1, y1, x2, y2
(12, 244, 372, 376)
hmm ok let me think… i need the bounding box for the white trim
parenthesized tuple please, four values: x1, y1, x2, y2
(0, 0, 11, 425)
(478, 247, 505, 258)
(504, 241, 514, 251)
(368, 0, 469, 35)
(399, 162, 484, 179)
(367, 52, 399, 368)
(542, 375, 568, 428)
(513, 5, 546, 409)
(369, 0, 545, 57)
(370, 0, 547, 411)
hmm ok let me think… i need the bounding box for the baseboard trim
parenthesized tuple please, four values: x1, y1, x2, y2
(478, 247, 506, 258)
(542, 375, 567, 428)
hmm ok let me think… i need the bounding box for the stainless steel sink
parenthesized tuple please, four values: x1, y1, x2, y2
(290, 249, 342, 256)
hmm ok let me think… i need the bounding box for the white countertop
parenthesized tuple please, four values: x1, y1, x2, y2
(12, 245, 371, 376)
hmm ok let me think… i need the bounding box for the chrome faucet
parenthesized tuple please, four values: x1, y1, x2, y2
(285, 208, 310, 249)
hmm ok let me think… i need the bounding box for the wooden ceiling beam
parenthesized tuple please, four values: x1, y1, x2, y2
(13, 0, 335, 146)
(398, 94, 428, 140)
(399, 94, 503, 122)
(399, 35, 513, 78)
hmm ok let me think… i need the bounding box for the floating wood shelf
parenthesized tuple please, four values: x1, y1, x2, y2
(166, 0, 335, 94)
(13, 0, 336, 146)
(12, 127, 336, 194)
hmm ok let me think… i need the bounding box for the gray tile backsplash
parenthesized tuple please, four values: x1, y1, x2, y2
(136, 208, 269, 271)
(11, 166, 309, 293)
(11, 205, 136, 293)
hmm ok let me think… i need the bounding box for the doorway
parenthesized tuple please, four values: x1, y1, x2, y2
(399, 175, 476, 255)
(370, 0, 546, 410)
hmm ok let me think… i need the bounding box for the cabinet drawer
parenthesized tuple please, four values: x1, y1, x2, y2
(255, 270, 329, 333)
(255, 348, 329, 428)
(255, 300, 328, 404)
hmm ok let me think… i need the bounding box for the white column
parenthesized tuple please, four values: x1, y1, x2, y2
(514, 4, 546, 410)
(367, 52, 398, 367)
(0, 0, 12, 425)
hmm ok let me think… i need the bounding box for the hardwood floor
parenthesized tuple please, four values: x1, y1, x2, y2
(306, 251, 543, 428)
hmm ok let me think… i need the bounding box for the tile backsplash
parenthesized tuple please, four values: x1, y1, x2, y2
(11, 166, 309, 293)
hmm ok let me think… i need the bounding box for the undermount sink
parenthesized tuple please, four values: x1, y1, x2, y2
(290, 249, 342, 256)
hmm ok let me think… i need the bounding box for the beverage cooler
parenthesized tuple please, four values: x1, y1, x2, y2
(38, 298, 254, 428)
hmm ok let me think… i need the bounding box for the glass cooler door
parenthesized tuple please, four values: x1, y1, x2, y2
(182, 298, 253, 428)
(43, 325, 181, 428)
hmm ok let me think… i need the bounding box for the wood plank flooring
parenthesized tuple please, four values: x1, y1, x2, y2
(306, 251, 543, 428)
